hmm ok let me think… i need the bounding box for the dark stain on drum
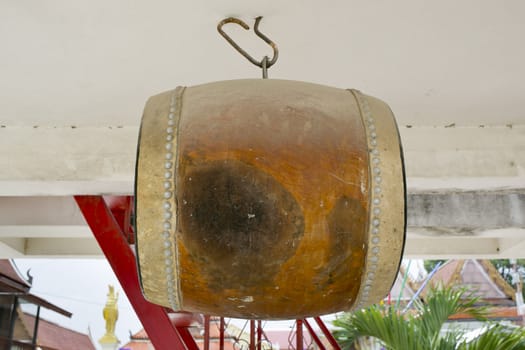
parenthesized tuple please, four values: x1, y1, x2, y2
(318, 196, 367, 299)
(179, 159, 304, 289)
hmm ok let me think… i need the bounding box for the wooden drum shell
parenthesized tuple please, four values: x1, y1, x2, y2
(135, 79, 405, 319)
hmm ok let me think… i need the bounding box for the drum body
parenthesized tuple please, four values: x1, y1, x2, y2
(135, 79, 405, 319)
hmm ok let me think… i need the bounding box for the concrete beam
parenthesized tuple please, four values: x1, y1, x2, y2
(0, 126, 137, 196)
(25, 237, 102, 257)
(0, 125, 524, 195)
(0, 190, 524, 258)
(406, 229, 525, 259)
(0, 225, 91, 238)
(404, 236, 501, 259)
(404, 190, 525, 258)
(0, 236, 101, 258)
(0, 238, 26, 257)
(407, 190, 525, 228)
(496, 237, 525, 257)
(0, 196, 85, 224)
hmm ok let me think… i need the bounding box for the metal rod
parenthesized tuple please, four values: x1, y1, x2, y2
(219, 317, 225, 350)
(249, 320, 256, 350)
(178, 327, 200, 350)
(261, 56, 268, 79)
(403, 261, 443, 314)
(253, 17, 278, 67)
(396, 260, 412, 310)
(31, 305, 41, 346)
(217, 16, 278, 78)
(303, 319, 326, 350)
(7, 296, 18, 349)
(257, 320, 262, 350)
(204, 315, 211, 350)
(296, 320, 303, 350)
(313, 316, 341, 350)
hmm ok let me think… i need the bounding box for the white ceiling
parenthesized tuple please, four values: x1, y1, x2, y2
(2, 0, 525, 127)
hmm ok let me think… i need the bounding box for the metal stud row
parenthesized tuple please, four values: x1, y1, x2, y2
(353, 92, 382, 310)
(162, 92, 179, 310)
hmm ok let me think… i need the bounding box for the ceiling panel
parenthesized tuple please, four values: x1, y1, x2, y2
(1, 0, 524, 127)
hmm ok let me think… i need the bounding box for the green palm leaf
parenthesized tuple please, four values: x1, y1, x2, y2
(349, 305, 423, 350)
(332, 285, 499, 350)
(418, 285, 488, 348)
(458, 324, 525, 350)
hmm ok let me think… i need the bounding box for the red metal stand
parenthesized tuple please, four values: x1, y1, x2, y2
(257, 320, 262, 350)
(303, 319, 326, 350)
(75, 195, 196, 350)
(296, 319, 304, 350)
(76, 195, 342, 350)
(203, 315, 211, 350)
(249, 320, 256, 350)
(219, 317, 225, 350)
(313, 317, 341, 350)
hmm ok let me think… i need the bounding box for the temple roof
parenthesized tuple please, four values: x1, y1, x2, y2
(422, 260, 516, 306)
(20, 312, 96, 350)
(0, 259, 31, 293)
(129, 329, 148, 340)
(0, 259, 71, 317)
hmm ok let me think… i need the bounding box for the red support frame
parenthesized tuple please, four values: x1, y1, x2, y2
(219, 317, 225, 350)
(256, 320, 262, 350)
(203, 315, 211, 350)
(249, 320, 256, 350)
(313, 317, 341, 350)
(303, 319, 326, 350)
(75, 195, 194, 350)
(105, 196, 135, 244)
(296, 319, 304, 350)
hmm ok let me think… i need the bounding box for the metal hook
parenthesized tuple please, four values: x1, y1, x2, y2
(217, 16, 279, 76)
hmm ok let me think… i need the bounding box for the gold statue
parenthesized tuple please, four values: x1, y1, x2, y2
(99, 285, 120, 344)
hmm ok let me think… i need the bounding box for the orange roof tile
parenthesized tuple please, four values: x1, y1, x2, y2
(120, 340, 153, 350)
(130, 329, 149, 340)
(449, 306, 520, 321)
(21, 313, 95, 350)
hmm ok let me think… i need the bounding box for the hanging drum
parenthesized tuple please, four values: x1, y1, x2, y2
(135, 79, 406, 319)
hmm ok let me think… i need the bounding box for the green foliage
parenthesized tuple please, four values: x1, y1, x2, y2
(347, 305, 422, 350)
(332, 285, 524, 350)
(457, 324, 525, 350)
(332, 314, 359, 350)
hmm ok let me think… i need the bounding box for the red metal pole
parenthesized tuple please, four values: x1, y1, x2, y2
(257, 320, 262, 350)
(219, 317, 225, 350)
(302, 319, 326, 350)
(177, 327, 200, 350)
(313, 317, 341, 350)
(74, 196, 188, 350)
(105, 195, 134, 243)
(249, 320, 256, 350)
(296, 320, 303, 350)
(203, 315, 211, 350)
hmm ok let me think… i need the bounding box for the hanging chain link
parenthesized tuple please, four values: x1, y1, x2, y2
(217, 16, 279, 79)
